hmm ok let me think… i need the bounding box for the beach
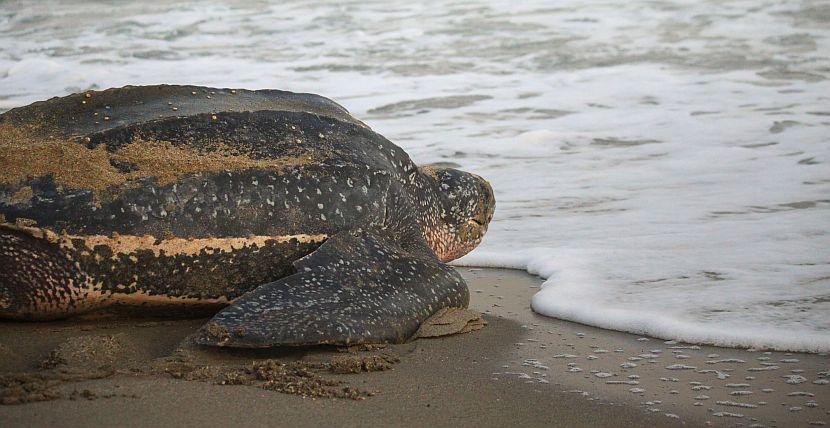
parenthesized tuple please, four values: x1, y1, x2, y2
(2, 268, 827, 427)
(1, 3, 829, 424)
(1, 0, 828, 353)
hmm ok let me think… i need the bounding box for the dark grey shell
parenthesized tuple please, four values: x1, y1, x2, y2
(0, 85, 493, 347)
(2, 86, 417, 294)
(1, 85, 417, 237)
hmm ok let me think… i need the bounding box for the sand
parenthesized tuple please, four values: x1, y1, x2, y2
(0, 127, 315, 195)
(1, 268, 827, 427)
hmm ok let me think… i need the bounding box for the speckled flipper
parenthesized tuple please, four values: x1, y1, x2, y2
(195, 228, 469, 347)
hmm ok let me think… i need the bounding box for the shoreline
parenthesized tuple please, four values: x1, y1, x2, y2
(463, 268, 829, 426)
(1, 268, 827, 427)
(455, 255, 830, 355)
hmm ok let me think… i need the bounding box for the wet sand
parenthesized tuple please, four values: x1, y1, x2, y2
(1, 268, 827, 427)
(466, 268, 830, 427)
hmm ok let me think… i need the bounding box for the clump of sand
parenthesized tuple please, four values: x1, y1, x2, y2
(252, 360, 365, 399)
(329, 354, 399, 374)
(40, 334, 139, 370)
(415, 307, 487, 338)
(153, 351, 397, 400)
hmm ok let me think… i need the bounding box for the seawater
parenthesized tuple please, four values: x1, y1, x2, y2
(1, 0, 828, 352)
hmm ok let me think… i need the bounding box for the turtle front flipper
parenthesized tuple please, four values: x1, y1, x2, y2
(194, 228, 469, 348)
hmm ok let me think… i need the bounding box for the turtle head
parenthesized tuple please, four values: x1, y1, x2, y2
(417, 166, 495, 262)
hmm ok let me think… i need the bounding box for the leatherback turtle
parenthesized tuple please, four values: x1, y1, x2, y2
(0, 85, 494, 347)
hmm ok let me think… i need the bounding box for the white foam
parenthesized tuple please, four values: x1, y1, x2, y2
(1, 0, 828, 352)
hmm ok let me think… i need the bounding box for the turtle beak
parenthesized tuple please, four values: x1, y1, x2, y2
(460, 219, 485, 242)
(449, 219, 487, 261)
(471, 174, 495, 226)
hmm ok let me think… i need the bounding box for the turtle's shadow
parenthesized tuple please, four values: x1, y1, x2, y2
(181, 339, 345, 364)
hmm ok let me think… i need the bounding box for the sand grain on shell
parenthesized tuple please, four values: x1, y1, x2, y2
(0, 128, 314, 194)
